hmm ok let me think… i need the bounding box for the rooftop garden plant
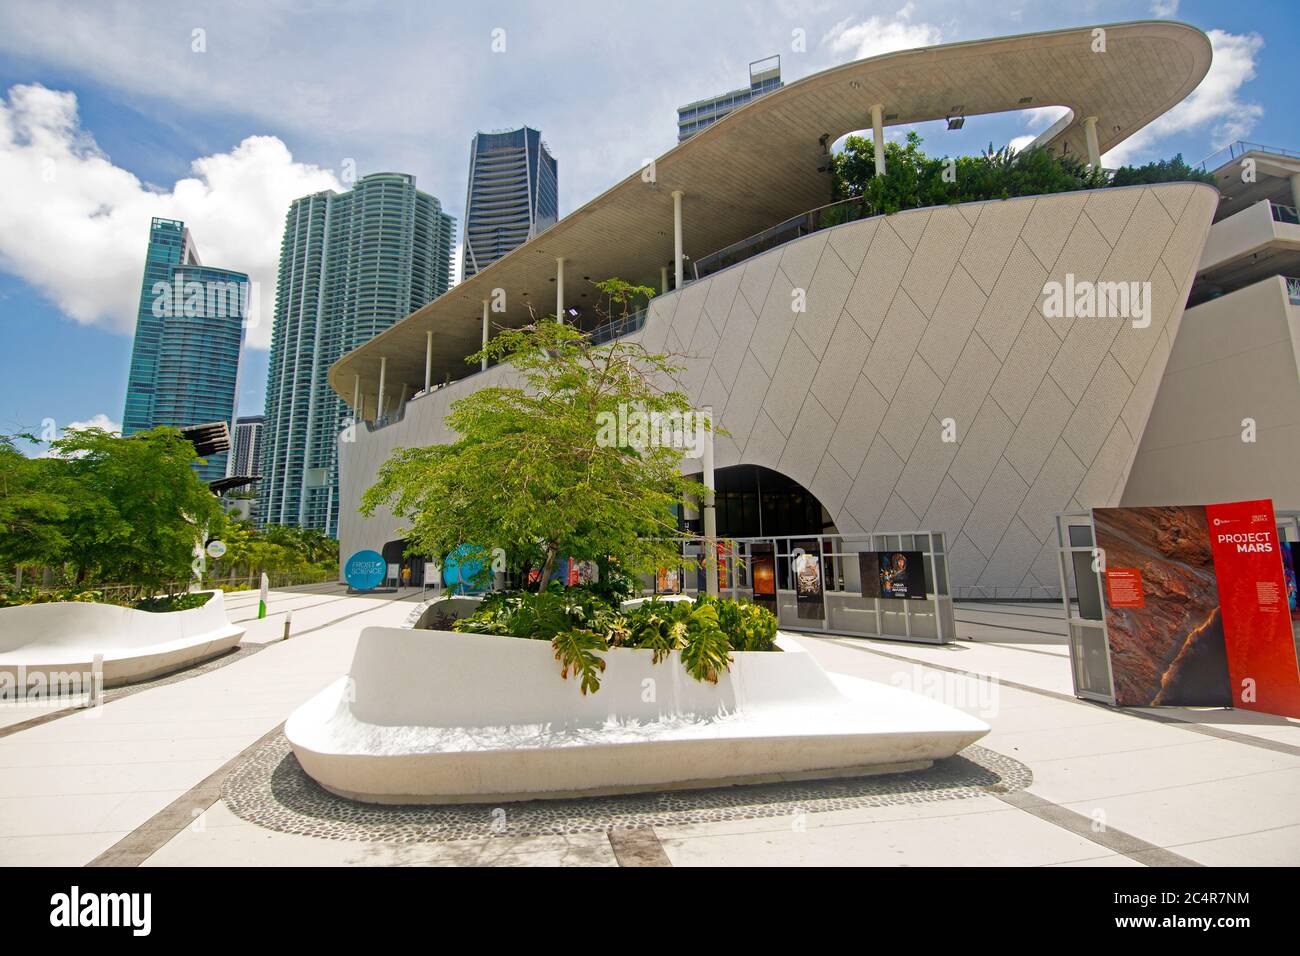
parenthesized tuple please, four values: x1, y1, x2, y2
(830, 131, 1216, 218)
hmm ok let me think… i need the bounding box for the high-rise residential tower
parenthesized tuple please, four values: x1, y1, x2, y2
(676, 55, 782, 142)
(228, 414, 264, 477)
(260, 172, 455, 534)
(461, 127, 557, 281)
(122, 217, 248, 482)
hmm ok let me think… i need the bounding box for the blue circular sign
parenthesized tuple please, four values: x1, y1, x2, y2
(442, 544, 487, 594)
(344, 549, 387, 590)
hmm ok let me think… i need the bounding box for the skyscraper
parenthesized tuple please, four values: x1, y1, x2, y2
(122, 217, 248, 482)
(229, 415, 264, 477)
(260, 172, 455, 534)
(677, 55, 782, 142)
(461, 127, 557, 281)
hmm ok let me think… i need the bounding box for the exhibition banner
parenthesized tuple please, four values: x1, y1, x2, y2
(858, 551, 928, 600)
(1204, 499, 1300, 718)
(792, 538, 824, 620)
(1092, 500, 1300, 717)
(1092, 506, 1231, 707)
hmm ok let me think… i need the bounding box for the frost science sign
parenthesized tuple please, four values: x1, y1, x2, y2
(1092, 499, 1300, 719)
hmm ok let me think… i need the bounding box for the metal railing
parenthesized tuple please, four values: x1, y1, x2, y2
(692, 196, 873, 281)
(1198, 140, 1300, 172)
(588, 307, 649, 345)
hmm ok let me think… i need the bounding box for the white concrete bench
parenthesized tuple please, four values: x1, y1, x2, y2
(287, 626, 989, 804)
(0, 590, 244, 690)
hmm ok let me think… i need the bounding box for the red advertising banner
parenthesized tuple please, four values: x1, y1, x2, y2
(1205, 499, 1300, 718)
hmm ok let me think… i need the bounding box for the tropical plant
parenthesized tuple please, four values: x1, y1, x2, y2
(360, 289, 711, 591)
(831, 132, 1211, 216)
(451, 590, 776, 694)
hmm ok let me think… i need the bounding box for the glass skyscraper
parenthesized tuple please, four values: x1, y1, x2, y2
(461, 127, 557, 280)
(260, 173, 455, 535)
(677, 56, 782, 142)
(122, 217, 248, 482)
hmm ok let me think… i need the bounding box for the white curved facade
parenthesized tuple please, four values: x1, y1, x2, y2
(339, 183, 1219, 598)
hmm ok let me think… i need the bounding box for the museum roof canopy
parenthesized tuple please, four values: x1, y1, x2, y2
(330, 19, 1211, 408)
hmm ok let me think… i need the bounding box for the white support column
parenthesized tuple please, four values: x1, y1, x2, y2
(481, 300, 489, 372)
(661, 265, 669, 294)
(871, 104, 886, 176)
(397, 383, 408, 413)
(376, 356, 387, 419)
(424, 330, 433, 394)
(701, 405, 717, 597)
(352, 373, 361, 418)
(556, 256, 566, 323)
(1290, 173, 1300, 213)
(1083, 116, 1101, 170)
(672, 190, 684, 290)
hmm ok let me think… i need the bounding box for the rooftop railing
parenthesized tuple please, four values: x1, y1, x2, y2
(588, 307, 649, 345)
(692, 196, 873, 281)
(1198, 141, 1300, 172)
(364, 309, 652, 432)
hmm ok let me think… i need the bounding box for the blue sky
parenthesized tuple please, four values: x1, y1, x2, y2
(0, 0, 1295, 447)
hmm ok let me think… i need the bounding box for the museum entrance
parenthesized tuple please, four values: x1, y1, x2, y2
(381, 538, 426, 588)
(679, 464, 835, 539)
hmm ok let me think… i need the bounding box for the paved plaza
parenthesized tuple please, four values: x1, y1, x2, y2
(1, 585, 1297, 867)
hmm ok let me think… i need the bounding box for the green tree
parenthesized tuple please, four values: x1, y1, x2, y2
(361, 286, 708, 586)
(0, 433, 70, 574)
(1108, 153, 1217, 187)
(50, 427, 221, 593)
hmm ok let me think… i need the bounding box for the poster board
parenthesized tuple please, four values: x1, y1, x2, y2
(792, 538, 824, 620)
(1092, 500, 1300, 718)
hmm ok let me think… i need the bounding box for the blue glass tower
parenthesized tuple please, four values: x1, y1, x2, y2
(122, 218, 248, 482)
(462, 127, 557, 280)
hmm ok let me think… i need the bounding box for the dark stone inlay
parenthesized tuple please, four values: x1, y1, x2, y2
(221, 734, 1032, 845)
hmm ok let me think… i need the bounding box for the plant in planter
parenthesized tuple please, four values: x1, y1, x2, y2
(452, 590, 776, 694)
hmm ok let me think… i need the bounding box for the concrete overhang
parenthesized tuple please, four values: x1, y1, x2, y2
(330, 19, 1211, 408)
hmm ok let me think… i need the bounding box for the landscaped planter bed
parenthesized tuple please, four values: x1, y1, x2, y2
(286, 622, 989, 804)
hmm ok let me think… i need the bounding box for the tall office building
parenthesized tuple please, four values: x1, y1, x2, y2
(461, 127, 557, 280)
(261, 172, 455, 534)
(228, 415, 264, 477)
(122, 217, 248, 482)
(677, 55, 782, 142)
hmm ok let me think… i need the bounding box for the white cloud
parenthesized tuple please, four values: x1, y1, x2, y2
(1103, 30, 1264, 167)
(64, 413, 120, 434)
(1008, 135, 1037, 153)
(823, 2, 943, 61)
(1022, 106, 1070, 131)
(1150, 0, 1180, 16)
(36, 412, 121, 456)
(0, 83, 342, 349)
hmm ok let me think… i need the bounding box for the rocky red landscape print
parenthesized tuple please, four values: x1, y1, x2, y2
(1093, 506, 1232, 707)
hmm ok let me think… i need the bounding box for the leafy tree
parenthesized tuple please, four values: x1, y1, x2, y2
(361, 286, 709, 587)
(1108, 153, 1217, 187)
(50, 426, 221, 593)
(0, 433, 70, 573)
(831, 131, 1205, 216)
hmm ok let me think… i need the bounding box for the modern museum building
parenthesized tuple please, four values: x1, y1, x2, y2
(326, 20, 1300, 623)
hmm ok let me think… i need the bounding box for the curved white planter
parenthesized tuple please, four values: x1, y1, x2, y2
(0, 590, 244, 689)
(287, 626, 989, 804)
